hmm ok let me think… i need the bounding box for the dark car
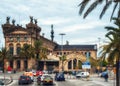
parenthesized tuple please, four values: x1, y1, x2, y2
(18, 75, 32, 85)
(0, 80, 4, 85)
(55, 72, 65, 81)
(42, 75, 53, 85)
(37, 75, 42, 85)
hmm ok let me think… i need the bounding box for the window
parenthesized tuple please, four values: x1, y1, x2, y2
(17, 35, 20, 42)
(9, 44, 13, 55)
(9, 47, 13, 55)
(64, 52, 66, 55)
(17, 47, 21, 55)
(68, 60, 72, 69)
(16, 44, 21, 55)
(9, 37, 13, 42)
(24, 36, 28, 41)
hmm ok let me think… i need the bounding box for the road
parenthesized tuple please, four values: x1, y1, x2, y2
(8, 78, 116, 86)
(1, 72, 116, 86)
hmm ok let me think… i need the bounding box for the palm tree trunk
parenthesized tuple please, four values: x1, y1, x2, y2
(116, 55, 120, 86)
(43, 60, 47, 71)
(3, 58, 4, 73)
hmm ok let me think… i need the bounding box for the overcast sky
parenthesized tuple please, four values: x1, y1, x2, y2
(0, 0, 115, 48)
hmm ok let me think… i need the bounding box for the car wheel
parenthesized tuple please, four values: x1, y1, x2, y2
(18, 83, 21, 85)
(76, 76, 80, 78)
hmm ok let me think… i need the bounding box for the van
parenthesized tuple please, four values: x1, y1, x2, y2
(76, 72, 89, 78)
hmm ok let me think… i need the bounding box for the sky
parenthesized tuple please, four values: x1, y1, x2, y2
(0, 0, 115, 49)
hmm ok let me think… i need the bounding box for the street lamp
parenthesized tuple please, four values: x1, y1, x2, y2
(59, 33, 66, 71)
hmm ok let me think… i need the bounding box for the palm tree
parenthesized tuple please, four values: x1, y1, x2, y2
(33, 40, 43, 70)
(100, 18, 120, 86)
(79, 0, 120, 20)
(59, 55, 67, 71)
(20, 44, 34, 70)
(34, 40, 42, 60)
(89, 57, 99, 67)
(20, 44, 34, 59)
(0, 47, 10, 73)
(40, 47, 48, 70)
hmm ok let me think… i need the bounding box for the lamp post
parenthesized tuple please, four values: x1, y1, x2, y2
(59, 33, 66, 71)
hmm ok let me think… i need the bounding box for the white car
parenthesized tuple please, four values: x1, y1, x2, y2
(76, 72, 89, 78)
(31, 69, 36, 76)
(41, 74, 49, 81)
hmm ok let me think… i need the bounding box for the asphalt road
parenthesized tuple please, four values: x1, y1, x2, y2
(0, 72, 116, 86)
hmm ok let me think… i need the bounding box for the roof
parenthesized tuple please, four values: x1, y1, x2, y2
(54, 44, 97, 51)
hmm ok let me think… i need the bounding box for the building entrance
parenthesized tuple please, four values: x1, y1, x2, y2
(38, 61, 59, 71)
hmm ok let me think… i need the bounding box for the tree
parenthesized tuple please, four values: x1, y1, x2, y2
(34, 40, 42, 60)
(100, 18, 120, 86)
(20, 44, 34, 59)
(0, 47, 10, 73)
(89, 57, 99, 67)
(33, 40, 43, 70)
(20, 44, 34, 70)
(40, 47, 48, 70)
(79, 0, 120, 20)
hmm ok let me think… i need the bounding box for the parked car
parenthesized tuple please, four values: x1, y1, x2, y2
(42, 75, 53, 85)
(31, 69, 36, 76)
(43, 70, 48, 74)
(18, 75, 32, 85)
(37, 75, 42, 85)
(23, 72, 34, 82)
(36, 70, 44, 76)
(76, 72, 89, 78)
(41, 74, 49, 82)
(55, 72, 65, 81)
(0, 80, 4, 85)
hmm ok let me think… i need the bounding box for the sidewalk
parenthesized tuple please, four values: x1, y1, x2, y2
(0, 76, 13, 85)
(0, 71, 23, 85)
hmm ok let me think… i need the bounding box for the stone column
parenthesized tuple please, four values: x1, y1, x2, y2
(72, 60, 73, 70)
(21, 60, 24, 71)
(13, 60, 16, 69)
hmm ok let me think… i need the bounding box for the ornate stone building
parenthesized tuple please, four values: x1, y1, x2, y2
(1, 17, 97, 72)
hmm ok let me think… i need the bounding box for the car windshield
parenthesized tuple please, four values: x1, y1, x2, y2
(20, 76, 27, 79)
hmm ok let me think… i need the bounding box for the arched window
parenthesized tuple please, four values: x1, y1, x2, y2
(68, 60, 72, 69)
(73, 59, 77, 69)
(9, 44, 13, 55)
(16, 44, 21, 55)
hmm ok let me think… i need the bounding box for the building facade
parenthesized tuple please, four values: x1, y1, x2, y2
(1, 17, 97, 72)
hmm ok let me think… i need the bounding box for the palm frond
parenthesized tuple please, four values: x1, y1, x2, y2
(100, 1, 112, 19)
(110, 3, 118, 21)
(105, 26, 116, 30)
(118, 8, 120, 18)
(83, 0, 101, 18)
(78, 0, 90, 15)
